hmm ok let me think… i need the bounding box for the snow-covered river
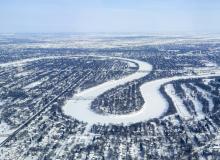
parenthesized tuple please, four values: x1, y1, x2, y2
(63, 57, 153, 125)
(63, 57, 220, 125)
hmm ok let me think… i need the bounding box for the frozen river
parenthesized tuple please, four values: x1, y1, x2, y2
(63, 57, 153, 125)
(63, 57, 220, 125)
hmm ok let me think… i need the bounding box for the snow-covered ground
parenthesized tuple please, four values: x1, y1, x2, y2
(0, 121, 14, 143)
(23, 78, 48, 90)
(202, 78, 214, 85)
(127, 61, 137, 68)
(15, 71, 32, 77)
(201, 60, 218, 67)
(0, 56, 78, 68)
(0, 57, 45, 68)
(164, 84, 192, 119)
(190, 83, 214, 111)
(181, 84, 205, 119)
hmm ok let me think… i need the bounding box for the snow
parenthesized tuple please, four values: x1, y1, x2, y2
(190, 83, 214, 111)
(0, 101, 4, 106)
(0, 58, 44, 68)
(201, 60, 218, 67)
(23, 78, 46, 89)
(165, 84, 192, 119)
(0, 56, 77, 68)
(202, 78, 213, 85)
(181, 84, 205, 119)
(16, 71, 31, 77)
(0, 121, 14, 143)
(127, 61, 137, 68)
(63, 57, 220, 125)
(24, 156, 38, 160)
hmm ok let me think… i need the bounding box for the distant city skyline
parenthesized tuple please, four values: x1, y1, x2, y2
(1, 0, 220, 34)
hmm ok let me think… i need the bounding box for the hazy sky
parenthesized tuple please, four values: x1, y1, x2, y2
(1, 0, 220, 34)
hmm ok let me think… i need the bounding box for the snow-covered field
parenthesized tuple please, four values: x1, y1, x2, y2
(164, 84, 192, 119)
